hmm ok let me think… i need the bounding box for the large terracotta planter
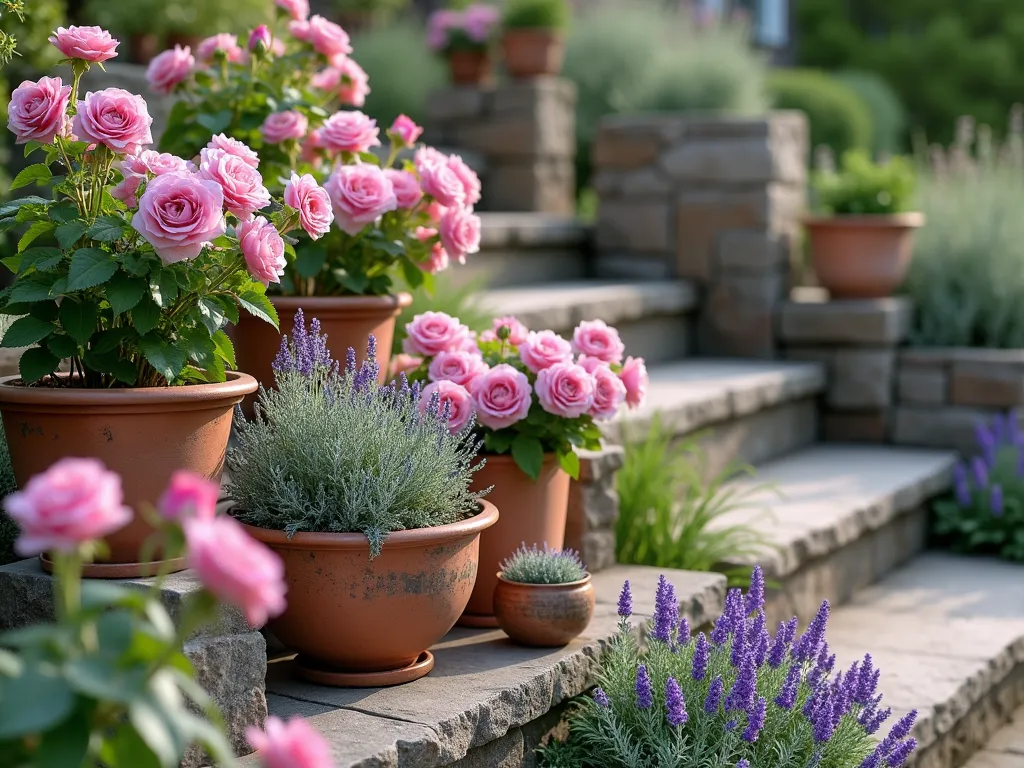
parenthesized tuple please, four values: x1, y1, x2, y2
(241, 501, 499, 687)
(447, 50, 493, 85)
(0, 372, 256, 577)
(459, 454, 571, 627)
(805, 213, 924, 299)
(501, 29, 565, 79)
(494, 573, 594, 647)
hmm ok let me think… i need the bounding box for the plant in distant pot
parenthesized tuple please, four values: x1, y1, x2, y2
(426, 3, 501, 85)
(400, 312, 649, 626)
(805, 149, 923, 299)
(226, 313, 498, 687)
(501, 0, 569, 79)
(495, 543, 593, 647)
(0, 26, 298, 576)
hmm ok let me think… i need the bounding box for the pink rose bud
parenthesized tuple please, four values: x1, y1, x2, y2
(420, 380, 475, 433)
(261, 110, 308, 144)
(619, 356, 648, 409)
(49, 25, 119, 63)
(133, 173, 227, 263)
(389, 353, 423, 378)
(572, 319, 625, 364)
(318, 110, 380, 154)
(249, 25, 273, 53)
(447, 154, 482, 207)
(274, 0, 310, 21)
(402, 311, 471, 357)
(73, 88, 154, 156)
(471, 364, 533, 430)
(158, 470, 219, 521)
(7, 76, 71, 145)
(384, 169, 423, 210)
(535, 362, 597, 419)
(199, 147, 272, 220)
(337, 57, 370, 107)
(184, 515, 287, 628)
(247, 716, 332, 768)
(146, 45, 195, 96)
(307, 15, 352, 58)
(237, 216, 287, 286)
(492, 316, 528, 346)
(590, 364, 627, 419)
(519, 330, 573, 374)
(425, 201, 447, 224)
(207, 133, 260, 168)
(428, 350, 489, 390)
(4, 458, 132, 556)
(419, 160, 467, 209)
(284, 172, 334, 240)
(389, 114, 423, 147)
(324, 163, 397, 235)
(196, 33, 244, 64)
(439, 207, 481, 264)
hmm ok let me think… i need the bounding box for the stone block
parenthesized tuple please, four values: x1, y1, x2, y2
(900, 347, 1024, 367)
(779, 298, 912, 345)
(823, 411, 889, 443)
(950, 363, 1024, 408)
(490, 77, 576, 116)
(596, 200, 671, 253)
(593, 116, 682, 170)
(485, 160, 575, 215)
(566, 446, 624, 573)
(892, 405, 996, 453)
(699, 269, 786, 358)
(828, 348, 896, 409)
(717, 229, 788, 271)
(454, 115, 574, 159)
(898, 366, 948, 406)
(426, 86, 489, 122)
(595, 167, 674, 198)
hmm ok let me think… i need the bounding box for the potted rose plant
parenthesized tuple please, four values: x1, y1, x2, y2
(501, 0, 569, 79)
(0, 26, 295, 576)
(426, 4, 501, 85)
(226, 314, 498, 687)
(401, 312, 648, 625)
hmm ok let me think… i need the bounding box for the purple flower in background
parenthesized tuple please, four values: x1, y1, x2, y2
(782, 616, 798, 645)
(665, 677, 688, 727)
(794, 600, 830, 662)
(775, 664, 800, 710)
(692, 632, 710, 681)
(592, 687, 609, 708)
(971, 455, 989, 488)
(745, 565, 764, 614)
(885, 739, 918, 767)
(953, 462, 971, 506)
(635, 664, 653, 710)
(704, 675, 724, 714)
(991, 484, 1004, 516)
(1009, 409, 1020, 444)
(652, 575, 679, 644)
(743, 696, 767, 743)
(976, 421, 996, 465)
(617, 580, 632, 618)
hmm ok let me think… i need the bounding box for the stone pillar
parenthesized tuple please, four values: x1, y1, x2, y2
(779, 297, 911, 442)
(592, 111, 807, 358)
(564, 446, 624, 573)
(426, 77, 576, 215)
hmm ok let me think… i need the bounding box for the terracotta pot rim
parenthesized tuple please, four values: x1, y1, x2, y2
(268, 293, 413, 312)
(803, 212, 925, 228)
(481, 452, 559, 463)
(237, 499, 499, 551)
(496, 572, 592, 588)
(0, 371, 257, 407)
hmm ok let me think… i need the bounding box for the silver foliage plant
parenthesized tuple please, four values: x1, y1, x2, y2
(227, 310, 487, 558)
(500, 544, 588, 585)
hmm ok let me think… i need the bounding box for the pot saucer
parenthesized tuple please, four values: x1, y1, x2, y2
(295, 651, 434, 688)
(39, 553, 188, 579)
(456, 612, 500, 629)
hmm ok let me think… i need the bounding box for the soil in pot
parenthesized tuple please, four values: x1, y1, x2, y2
(502, 29, 565, 79)
(0, 372, 256, 578)
(447, 50, 493, 85)
(494, 573, 594, 647)
(459, 454, 570, 627)
(242, 500, 499, 687)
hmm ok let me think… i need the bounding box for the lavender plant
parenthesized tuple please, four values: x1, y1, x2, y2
(541, 568, 917, 768)
(500, 544, 587, 585)
(226, 310, 487, 557)
(933, 411, 1024, 562)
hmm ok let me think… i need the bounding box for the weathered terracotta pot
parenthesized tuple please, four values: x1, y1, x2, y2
(805, 213, 924, 299)
(501, 29, 565, 79)
(494, 573, 594, 647)
(242, 501, 498, 687)
(460, 454, 571, 627)
(447, 50, 493, 85)
(0, 372, 256, 577)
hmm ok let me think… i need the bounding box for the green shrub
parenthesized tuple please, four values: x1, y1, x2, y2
(503, 0, 569, 30)
(834, 70, 908, 156)
(500, 544, 587, 584)
(0, 314, 19, 565)
(81, 0, 269, 40)
(812, 149, 915, 215)
(334, 0, 410, 21)
(767, 68, 872, 157)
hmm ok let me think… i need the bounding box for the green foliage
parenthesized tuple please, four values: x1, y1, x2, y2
(393, 272, 492, 354)
(834, 70, 908, 156)
(0, 0, 24, 69)
(767, 68, 872, 157)
(615, 416, 774, 586)
(335, 0, 410, 19)
(503, 0, 570, 31)
(0, 390, 16, 564)
(0, 0, 62, 75)
(500, 543, 587, 584)
(81, 0, 270, 39)
(812, 150, 915, 216)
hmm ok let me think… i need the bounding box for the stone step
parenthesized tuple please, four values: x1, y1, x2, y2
(825, 553, 1024, 768)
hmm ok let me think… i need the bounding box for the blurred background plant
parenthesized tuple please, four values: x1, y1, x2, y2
(0, 0, 24, 69)
(833, 70, 908, 157)
(812, 149, 915, 216)
(503, 0, 570, 31)
(335, 0, 412, 31)
(767, 68, 871, 158)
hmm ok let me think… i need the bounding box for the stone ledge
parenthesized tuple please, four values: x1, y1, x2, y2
(901, 348, 1024, 366)
(478, 213, 591, 250)
(780, 297, 912, 345)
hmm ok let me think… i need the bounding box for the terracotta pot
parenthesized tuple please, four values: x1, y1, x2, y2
(805, 213, 924, 299)
(130, 33, 159, 64)
(460, 454, 570, 626)
(494, 573, 594, 647)
(501, 29, 565, 79)
(447, 50, 493, 85)
(241, 501, 499, 687)
(0, 372, 256, 577)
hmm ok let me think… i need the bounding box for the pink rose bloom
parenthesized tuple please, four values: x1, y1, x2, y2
(414, 146, 447, 172)
(619, 356, 648, 409)
(274, 0, 309, 21)
(390, 114, 423, 147)
(207, 133, 260, 168)
(576, 355, 604, 374)
(337, 57, 370, 107)
(300, 129, 323, 169)
(319, 110, 380, 154)
(472, 364, 532, 430)
(199, 147, 272, 220)
(464, 4, 500, 42)
(420, 380, 475, 433)
(146, 45, 194, 96)
(536, 362, 596, 419)
(112, 150, 194, 206)
(590, 364, 627, 419)
(238, 216, 286, 286)
(196, 33, 244, 64)
(249, 25, 273, 53)
(419, 160, 466, 209)
(324, 164, 397, 235)
(289, 20, 312, 42)
(448, 155, 482, 207)
(284, 173, 334, 240)
(184, 515, 286, 628)
(49, 25, 119, 63)
(247, 717, 332, 768)
(133, 173, 226, 263)
(519, 330, 573, 373)
(491, 316, 528, 345)
(109, 175, 142, 207)
(439, 207, 481, 264)
(390, 353, 423, 378)
(73, 88, 153, 156)
(425, 201, 447, 223)
(428, 350, 489, 389)
(403, 311, 471, 357)
(271, 38, 287, 56)
(261, 110, 308, 144)
(385, 169, 423, 209)
(572, 319, 625, 364)
(310, 67, 341, 90)
(158, 470, 218, 522)
(307, 15, 352, 58)
(414, 227, 449, 274)
(7, 76, 71, 145)
(4, 458, 131, 556)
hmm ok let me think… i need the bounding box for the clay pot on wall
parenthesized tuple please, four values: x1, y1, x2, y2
(501, 29, 564, 79)
(493, 572, 594, 646)
(447, 50, 493, 85)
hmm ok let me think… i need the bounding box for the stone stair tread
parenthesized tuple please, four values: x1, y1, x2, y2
(479, 212, 591, 249)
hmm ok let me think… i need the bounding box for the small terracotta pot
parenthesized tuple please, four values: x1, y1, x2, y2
(494, 573, 594, 646)
(241, 501, 499, 686)
(0, 372, 256, 577)
(501, 29, 565, 79)
(130, 33, 159, 64)
(447, 50, 493, 85)
(805, 213, 924, 299)
(460, 454, 570, 626)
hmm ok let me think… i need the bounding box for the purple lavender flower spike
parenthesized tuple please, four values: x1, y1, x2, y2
(812, 691, 840, 743)
(860, 704, 892, 735)
(856, 654, 879, 704)
(665, 677, 688, 728)
(704, 675, 724, 714)
(592, 687, 609, 708)
(775, 664, 800, 710)
(677, 616, 691, 647)
(726, 652, 756, 713)
(272, 333, 294, 374)
(794, 600, 830, 662)
(726, 719, 738, 731)
(807, 644, 835, 689)
(635, 664, 653, 710)
(652, 575, 678, 645)
(725, 588, 746, 633)
(991, 484, 1004, 516)
(743, 696, 767, 743)
(885, 739, 918, 767)
(953, 462, 971, 506)
(710, 611, 731, 646)
(748, 610, 768, 666)
(730, 624, 747, 668)
(1009, 409, 1020, 444)
(736, 762, 750, 768)
(885, 711, 917, 743)
(783, 616, 798, 645)
(345, 345, 357, 375)
(745, 565, 764, 615)
(858, 753, 881, 768)
(976, 421, 995, 454)
(971, 455, 989, 487)
(692, 632, 710, 681)
(767, 621, 789, 668)
(366, 333, 377, 361)
(617, 580, 632, 618)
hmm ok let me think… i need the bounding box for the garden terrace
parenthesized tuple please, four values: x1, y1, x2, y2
(963, 703, 1024, 767)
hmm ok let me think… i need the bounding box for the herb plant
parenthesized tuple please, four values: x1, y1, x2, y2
(503, 0, 570, 31)
(500, 543, 587, 584)
(812, 150, 915, 216)
(542, 569, 918, 768)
